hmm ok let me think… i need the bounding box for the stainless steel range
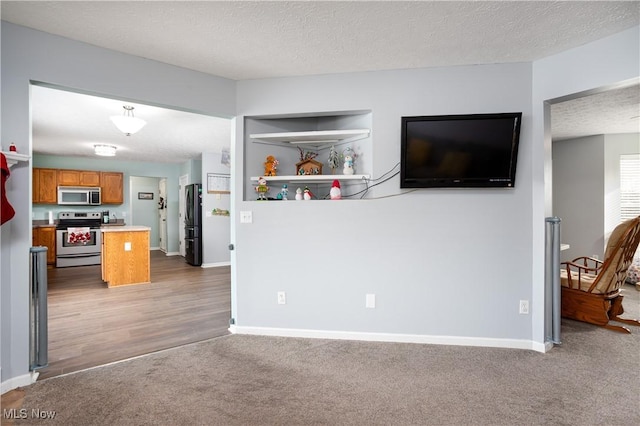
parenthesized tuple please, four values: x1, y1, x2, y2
(56, 212, 102, 267)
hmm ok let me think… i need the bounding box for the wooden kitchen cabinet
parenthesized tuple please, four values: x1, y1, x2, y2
(32, 168, 58, 204)
(57, 169, 100, 187)
(33, 226, 56, 266)
(100, 172, 124, 204)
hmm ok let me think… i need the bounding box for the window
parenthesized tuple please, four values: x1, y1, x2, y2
(620, 154, 640, 220)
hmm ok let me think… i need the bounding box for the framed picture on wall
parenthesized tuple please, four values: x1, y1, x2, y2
(138, 192, 154, 200)
(207, 173, 231, 194)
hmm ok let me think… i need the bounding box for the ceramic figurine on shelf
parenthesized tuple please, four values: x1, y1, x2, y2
(295, 187, 303, 201)
(328, 145, 340, 174)
(342, 147, 355, 175)
(330, 180, 342, 200)
(303, 186, 313, 200)
(276, 184, 288, 200)
(255, 176, 269, 200)
(264, 155, 279, 176)
(343, 154, 354, 175)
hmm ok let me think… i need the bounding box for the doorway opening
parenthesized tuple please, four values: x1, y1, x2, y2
(30, 82, 233, 379)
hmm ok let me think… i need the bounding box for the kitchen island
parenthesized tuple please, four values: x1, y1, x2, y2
(101, 226, 151, 287)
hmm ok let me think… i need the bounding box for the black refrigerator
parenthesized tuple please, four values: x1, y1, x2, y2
(185, 183, 202, 266)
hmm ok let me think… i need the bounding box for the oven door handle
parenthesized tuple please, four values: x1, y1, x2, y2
(56, 253, 101, 259)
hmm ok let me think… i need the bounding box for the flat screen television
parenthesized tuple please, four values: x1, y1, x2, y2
(400, 112, 522, 188)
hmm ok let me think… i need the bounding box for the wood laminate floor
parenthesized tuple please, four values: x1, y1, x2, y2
(37, 251, 231, 380)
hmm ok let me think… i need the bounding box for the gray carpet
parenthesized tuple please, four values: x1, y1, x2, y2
(15, 284, 640, 425)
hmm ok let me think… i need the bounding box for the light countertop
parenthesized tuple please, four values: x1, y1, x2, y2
(101, 225, 151, 232)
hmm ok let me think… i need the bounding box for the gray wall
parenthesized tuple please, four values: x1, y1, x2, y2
(1, 21, 235, 387)
(131, 176, 161, 248)
(201, 152, 231, 266)
(532, 26, 639, 342)
(234, 63, 537, 339)
(552, 136, 606, 261)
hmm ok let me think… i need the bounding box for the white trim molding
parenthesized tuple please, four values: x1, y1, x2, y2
(1, 371, 38, 395)
(229, 326, 550, 353)
(201, 261, 231, 268)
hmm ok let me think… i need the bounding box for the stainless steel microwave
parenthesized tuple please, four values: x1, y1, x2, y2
(57, 186, 101, 205)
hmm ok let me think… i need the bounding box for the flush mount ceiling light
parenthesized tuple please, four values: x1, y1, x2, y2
(110, 105, 146, 136)
(94, 144, 117, 157)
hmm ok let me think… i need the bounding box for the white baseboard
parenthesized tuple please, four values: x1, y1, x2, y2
(1, 371, 38, 395)
(229, 325, 547, 353)
(163, 252, 181, 256)
(150, 246, 161, 251)
(201, 261, 231, 268)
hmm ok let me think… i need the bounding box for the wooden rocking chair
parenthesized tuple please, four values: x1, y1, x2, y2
(560, 216, 640, 333)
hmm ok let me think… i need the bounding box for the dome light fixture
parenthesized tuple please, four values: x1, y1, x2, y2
(94, 144, 117, 157)
(110, 105, 146, 136)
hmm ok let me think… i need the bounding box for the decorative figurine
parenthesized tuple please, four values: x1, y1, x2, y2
(264, 155, 279, 176)
(343, 155, 354, 175)
(342, 147, 356, 175)
(330, 180, 342, 200)
(295, 187, 303, 201)
(328, 145, 340, 174)
(296, 147, 322, 175)
(276, 184, 288, 200)
(303, 186, 313, 200)
(255, 176, 269, 200)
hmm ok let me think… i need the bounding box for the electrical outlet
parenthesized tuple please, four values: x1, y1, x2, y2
(519, 300, 529, 314)
(366, 294, 376, 308)
(277, 291, 286, 305)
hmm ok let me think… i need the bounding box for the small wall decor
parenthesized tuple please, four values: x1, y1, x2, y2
(296, 158, 323, 176)
(212, 208, 230, 216)
(221, 148, 231, 168)
(255, 176, 269, 200)
(264, 155, 279, 176)
(342, 147, 356, 175)
(138, 192, 154, 200)
(295, 147, 322, 175)
(207, 173, 231, 194)
(328, 145, 340, 174)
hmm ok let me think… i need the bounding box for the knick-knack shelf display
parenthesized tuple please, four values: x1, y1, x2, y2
(244, 112, 372, 200)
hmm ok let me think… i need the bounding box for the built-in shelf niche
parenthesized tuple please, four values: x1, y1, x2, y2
(243, 111, 372, 201)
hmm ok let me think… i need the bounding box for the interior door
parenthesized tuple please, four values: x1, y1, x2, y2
(179, 174, 188, 257)
(159, 178, 168, 253)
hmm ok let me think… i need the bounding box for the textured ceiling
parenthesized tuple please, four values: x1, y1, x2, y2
(3, 1, 638, 80)
(2, 1, 639, 162)
(551, 83, 640, 141)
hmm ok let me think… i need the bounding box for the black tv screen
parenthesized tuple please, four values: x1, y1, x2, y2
(400, 112, 522, 188)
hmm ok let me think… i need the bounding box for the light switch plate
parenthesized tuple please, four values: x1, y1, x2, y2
(240, 211, 253, 224)
(124, 242, 132, 251)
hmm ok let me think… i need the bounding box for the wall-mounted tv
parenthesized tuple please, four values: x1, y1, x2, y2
(400, 112, 522, 188)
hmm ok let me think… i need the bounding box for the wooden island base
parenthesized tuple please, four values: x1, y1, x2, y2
(101, 226, 151, 287)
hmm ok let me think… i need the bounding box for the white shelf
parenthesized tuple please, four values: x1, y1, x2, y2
(250, 129, 370, 145)
(251, 174, 370, 183)
(2, 152, 30, 168)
